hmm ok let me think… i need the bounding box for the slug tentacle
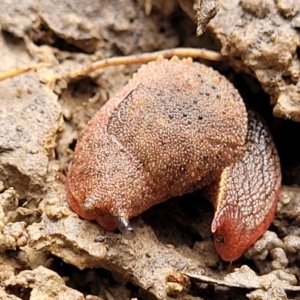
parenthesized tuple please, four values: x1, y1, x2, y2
(114, 216, 135, 240)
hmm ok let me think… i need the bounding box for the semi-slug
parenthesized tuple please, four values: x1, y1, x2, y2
(65, 57, 281, 262)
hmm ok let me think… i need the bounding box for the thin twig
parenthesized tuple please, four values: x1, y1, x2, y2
(0, 63, 51, 82)
(69, 47, 223, 78)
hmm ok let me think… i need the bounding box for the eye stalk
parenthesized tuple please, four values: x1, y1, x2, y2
(114, 216, 136, 240)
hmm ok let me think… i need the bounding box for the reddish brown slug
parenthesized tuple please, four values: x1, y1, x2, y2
(66, 57, 281, 261)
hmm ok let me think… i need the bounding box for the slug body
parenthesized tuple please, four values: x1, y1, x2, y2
(207, 110, 281, 261)
(66, 58, 281, 261)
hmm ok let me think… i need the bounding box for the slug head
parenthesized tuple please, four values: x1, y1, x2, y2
(211, 205, 255, 262)
(66, 177, 136, 239)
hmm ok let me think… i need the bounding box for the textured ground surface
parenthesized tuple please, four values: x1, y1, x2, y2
(0, 1, 300, 299)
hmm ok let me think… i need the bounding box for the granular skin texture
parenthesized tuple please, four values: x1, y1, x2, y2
(66, 58, 281, 261)
(207, 110, 281, 261)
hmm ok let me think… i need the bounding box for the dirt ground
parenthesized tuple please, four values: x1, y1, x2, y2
(1, 0, 300, 299)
